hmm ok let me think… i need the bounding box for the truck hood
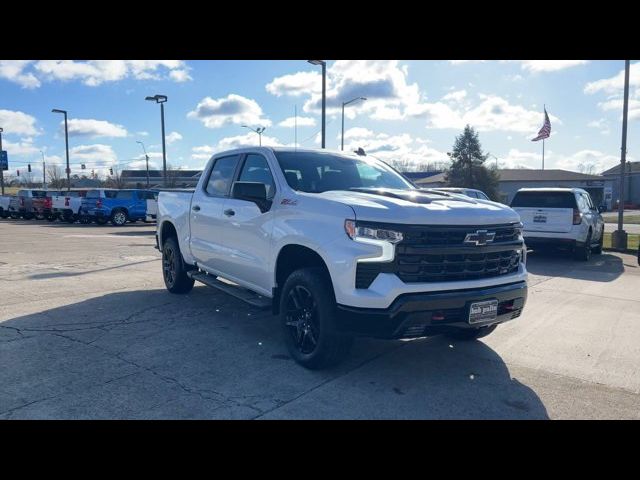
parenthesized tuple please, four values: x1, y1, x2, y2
(316, 188, 520, 225)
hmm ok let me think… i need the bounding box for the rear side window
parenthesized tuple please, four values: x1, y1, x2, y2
(116, 191, 134, 200)
(511, 191, 577, 209)
(85, 190, 101, 199)
(32, 191, 47, 198)
(206, 155, 240, 196)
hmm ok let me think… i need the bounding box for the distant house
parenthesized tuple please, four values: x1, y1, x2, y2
(416, 169, 615, 208)
(601, 161, 640, 208)
(120, 169, 202, 188)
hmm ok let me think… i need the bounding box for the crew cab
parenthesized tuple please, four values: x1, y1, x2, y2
(510, 188, 605, 261)
(80, 189, 156, 226)
(32, 191, 62, 221)
(8, 189, 48, 219)
(157, 147, 528, 369)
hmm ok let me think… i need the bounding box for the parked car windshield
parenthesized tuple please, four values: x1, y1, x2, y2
(511, 191, 577, 209)
(274, 151, 413, 193)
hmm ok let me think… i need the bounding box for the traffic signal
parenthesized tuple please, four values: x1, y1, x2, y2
(28, 164, 32, 172)
(109, 167, 113, 175)
(17, 169, 20, 176)
(81, 164, 86, 170)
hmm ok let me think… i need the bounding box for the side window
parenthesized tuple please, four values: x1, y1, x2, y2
(105, 191, 118, 199)
(116, 191, 134, 200)
(466, 191, 478, 198)
(583, 193, 595, 210)
(576, 193, 587, 212)
(206, 155, 240, 197)
(238, 154, 276, 200)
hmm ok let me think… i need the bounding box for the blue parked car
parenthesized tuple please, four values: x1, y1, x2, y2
(81, 189, 157, 226)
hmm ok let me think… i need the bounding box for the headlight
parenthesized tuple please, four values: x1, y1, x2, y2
(514, 222, 523, 238)
(344, 220, 403, 244)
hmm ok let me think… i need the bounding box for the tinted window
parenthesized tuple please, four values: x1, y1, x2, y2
(206, 155, 240, 196)
(32, 191, 47, 198)
(476, 191, 490, 200)
(238, 154, 276, 199)
(465, 191, 478, 198)
(141, 191, 157, 200)
(116, 191, 134, 200)
(105, 191, 117, 199)
(511, 191, 577, 209)
(275, 151, 412, 193)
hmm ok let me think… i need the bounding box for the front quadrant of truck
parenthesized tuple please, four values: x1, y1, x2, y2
(157, 147, 528, 369)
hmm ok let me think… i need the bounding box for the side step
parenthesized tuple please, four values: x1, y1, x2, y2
(188, 271, 272, 310)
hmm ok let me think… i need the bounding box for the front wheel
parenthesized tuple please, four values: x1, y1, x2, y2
(280, 268, 354, 370)
(95, 217, 108, 225)
(445, 324, 498, 341)
(110, 210, 128, 226)
(574, 231, 592, 261)
(162, 237, 195, 294)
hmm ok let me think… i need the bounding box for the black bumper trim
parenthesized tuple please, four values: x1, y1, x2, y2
(335, 281, 527, 339)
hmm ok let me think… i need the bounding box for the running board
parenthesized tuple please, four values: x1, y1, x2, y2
(188, 271, 272, 310)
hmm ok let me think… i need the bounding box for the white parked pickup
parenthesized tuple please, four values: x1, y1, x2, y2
(156, 147, 528, 369)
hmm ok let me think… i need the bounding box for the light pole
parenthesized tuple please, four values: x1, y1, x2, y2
(341, 97, 366, 151)
(613, 60, 630, 251)
(40, 150, 46, 188)
(308, 60, 326, 148)
(489, 154, 499, 169)
(136, 140, 151, 188)
(242, 125, 266, 146)
(52, 109, 70, 191)
(145, 94, 168, 187)
(0, 127, 4, 195)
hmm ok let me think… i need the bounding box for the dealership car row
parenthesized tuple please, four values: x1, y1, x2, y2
(0, 188, 158, 225)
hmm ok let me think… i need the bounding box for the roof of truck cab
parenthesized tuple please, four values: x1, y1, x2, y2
(213, 146, 363, 158)
(515, 187, 587, 193)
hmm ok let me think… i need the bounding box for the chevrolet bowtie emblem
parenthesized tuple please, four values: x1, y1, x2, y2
(464, 230, 496, 246)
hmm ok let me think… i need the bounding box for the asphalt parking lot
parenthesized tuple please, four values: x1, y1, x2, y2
(1, 219, 639, 419)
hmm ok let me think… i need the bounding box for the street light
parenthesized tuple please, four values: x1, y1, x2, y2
(488, 154, 499, 169)
(145, 94, 168, 187)
(341, 96, 367, 150)
(242, 125, 266, 146)
(52, 109, 70, 191)
(136, 140, 151, 188)
(308, 60, 326, 148)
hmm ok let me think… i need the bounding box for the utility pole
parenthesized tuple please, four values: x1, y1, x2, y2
(40, 150, 46, 188)
(137, 141, 150, 188)
(613, 60, 630, 251)
(145, 95, 168, 187)
(52, 109, 71, 191)
(0, 127, 4, 195)
(308, 60, 326, 148)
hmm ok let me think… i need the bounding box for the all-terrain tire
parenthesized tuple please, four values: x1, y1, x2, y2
(162, 236, 195, 294)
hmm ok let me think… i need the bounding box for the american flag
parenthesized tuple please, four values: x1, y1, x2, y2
(532, 108, 551, 142)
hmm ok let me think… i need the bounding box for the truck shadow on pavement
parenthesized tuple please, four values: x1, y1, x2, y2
(525, 250, 624, 282)
(0, 288, 548, 420)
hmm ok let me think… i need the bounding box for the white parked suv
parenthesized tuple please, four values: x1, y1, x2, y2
(510, 188, 605, 261)
(157, 147, 528, 369)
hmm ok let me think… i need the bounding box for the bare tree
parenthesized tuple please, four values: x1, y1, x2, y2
(46, 165, 67, 189)
(578, 162, 597, 175)
(166, 164, 180, 188)
(105, 166, 126, 189)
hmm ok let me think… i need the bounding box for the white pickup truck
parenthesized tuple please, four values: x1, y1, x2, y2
(0, 195, 11, 218)
(52, 190, 88, 223)
(157, 147, 528, 369)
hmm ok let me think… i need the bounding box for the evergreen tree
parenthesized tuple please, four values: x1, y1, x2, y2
(445, 125, 500, 200)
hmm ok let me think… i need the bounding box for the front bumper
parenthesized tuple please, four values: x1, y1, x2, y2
(335, 281, 527, 339)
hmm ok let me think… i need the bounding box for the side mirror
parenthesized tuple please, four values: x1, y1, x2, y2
(232, 181, 270, 212)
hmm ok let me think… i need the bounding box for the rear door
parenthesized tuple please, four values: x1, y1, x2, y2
(511, 191, 575, 233)
(189, 154, 241, 272)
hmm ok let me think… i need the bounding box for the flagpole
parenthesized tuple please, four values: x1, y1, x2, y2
(542, 138, 545, 170)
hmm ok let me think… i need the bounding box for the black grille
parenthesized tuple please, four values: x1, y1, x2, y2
(355, 223, 523, 288)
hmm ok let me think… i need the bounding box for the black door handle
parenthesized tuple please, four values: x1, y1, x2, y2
(192, 205, 200, 212)
(224, 209, 235, 217)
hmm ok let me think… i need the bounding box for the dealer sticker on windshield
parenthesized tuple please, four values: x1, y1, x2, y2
(468, 299, 498, 324)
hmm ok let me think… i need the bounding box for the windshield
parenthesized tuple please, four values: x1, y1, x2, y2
(274, 151, 414, 193)
(511, 191, 577, 209)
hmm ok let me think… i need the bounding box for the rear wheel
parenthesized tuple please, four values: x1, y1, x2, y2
(574, 231, 592, 261)
(22, 212, 34, 220)
(110, 210, 128, 226)
(445, 324, 498, 341)
(593, 231, 603, 255)
(280, 268, 354, 369)
(95, 217, 108, 225)
(162, 237, 195, 294)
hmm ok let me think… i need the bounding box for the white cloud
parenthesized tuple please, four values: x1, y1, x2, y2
(278, 116, 316, 128)
(341, 127, 374, 140)
(1, 138, 40, 156)
(136, 131, 149, 137)
(448, 60, 486, 65)
(501, 148, 619, 172)
(187, 94, 271, 129)
(0, 60, 193, 88)
(0, 109, 40, 136)
(587, 118, 611, 135)
(265, 71, 321, 97)
(442, 89, 467, 103)
(66, 118, 128, 138)
(0, 61, 40, 88)
(584, 62, 640, 95)
(165, 131, 183, 144)
(216, 132, 283, 151)
(70, 144, 117, 166)
(518, 60, 588, 72)
(191, 145, 216, 161)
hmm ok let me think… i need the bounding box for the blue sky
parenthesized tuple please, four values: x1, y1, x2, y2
(0, 60, 638, 181)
